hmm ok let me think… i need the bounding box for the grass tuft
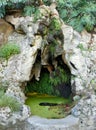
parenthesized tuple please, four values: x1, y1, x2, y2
(0, 43, 20, 60)
(0, 86, 21, 112)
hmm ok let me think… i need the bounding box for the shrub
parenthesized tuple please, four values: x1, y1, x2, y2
(56, 0, 96, 32)
(0, 43, 20, 60)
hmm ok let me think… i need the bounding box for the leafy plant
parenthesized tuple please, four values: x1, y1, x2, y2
(43, 0, 51, 5)
(0, 43, 20, 60)
(56, 0, 96, 32)
(26, 73, 53, 95)
(0, 85, 21, 112)
(23, 5, 37, 16)
(50, 17, 61, 31)
(33, 9, 41, 22)
(0, 6, 5, 18)
(0, 83, 7, 92)
(49, 67, 70, 86)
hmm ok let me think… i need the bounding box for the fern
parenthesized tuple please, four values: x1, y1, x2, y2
(49, 67, 70, 87)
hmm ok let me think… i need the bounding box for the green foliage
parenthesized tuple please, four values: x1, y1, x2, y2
(77, 43, 88, 52)
(0, 0, 26, 7)
(26, 73, 53, 95)
(43, 0, 51, 5)
(56, 0, 96, 32)
(26, 66, 70, 97)
(33, 9, 41, 22)
(49, 67, 70, 87)
(0, 85, 21, 112)
(23, 5, 41, 21)
(0, 43, 20, 60)
(23, 6, 36, 16)
(0, 0, 27, 17)
(50, 17, 61, 31)
(0, 6, 5, 18)
(49, 39, 58, 55)
(0, 0, 95, 31)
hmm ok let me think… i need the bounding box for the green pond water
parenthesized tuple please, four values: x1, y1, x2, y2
(25, 93, 72, 119)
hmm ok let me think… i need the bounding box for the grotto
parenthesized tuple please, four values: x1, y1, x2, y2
(0, 1, 96, 130)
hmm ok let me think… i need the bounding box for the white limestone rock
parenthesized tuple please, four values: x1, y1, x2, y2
(62, 24, 96, 95)
(6, 86, 26, 103)
(0, 107, 11, 125)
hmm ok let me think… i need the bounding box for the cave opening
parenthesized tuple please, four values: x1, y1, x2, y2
(25, 54, 74, 118)
(25, 55, 72, 99)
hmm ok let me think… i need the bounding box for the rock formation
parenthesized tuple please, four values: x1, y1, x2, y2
(0, 3, 96, 129)
(0, 19, 14, 46)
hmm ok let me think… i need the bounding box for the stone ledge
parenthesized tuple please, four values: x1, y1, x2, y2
(26, 115, 79, 130)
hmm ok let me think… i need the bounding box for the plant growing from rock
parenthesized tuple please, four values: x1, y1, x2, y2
(49, 67, 70, 87)
(0, 43, 20, 60)
(50, 17, 61, 32)
(0, 85, 21, 112)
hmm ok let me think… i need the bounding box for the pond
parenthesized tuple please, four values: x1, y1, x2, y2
(25, 93, 73, 119)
